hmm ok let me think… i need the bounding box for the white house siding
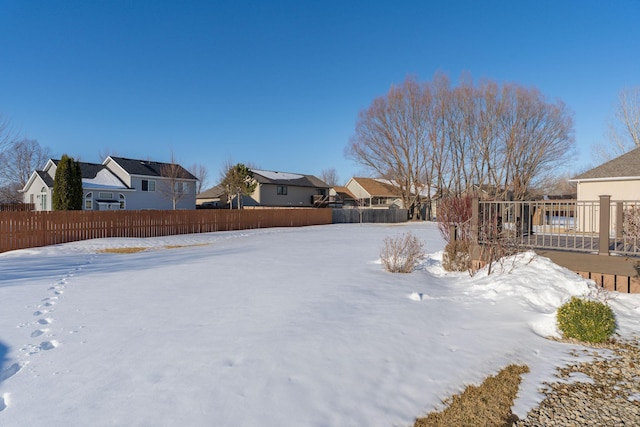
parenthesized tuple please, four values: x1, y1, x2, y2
(22, 180, 52, 211)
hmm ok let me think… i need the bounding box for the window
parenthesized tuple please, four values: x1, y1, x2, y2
(99, 192, 113, 199)
(174, 182, 188, 194)
(277, 185, 288, 195)
(119, 194, 126, 209)
(40, 187, 47, 210)
(85, 192, 93, 210)
(142, 179, 155, 192)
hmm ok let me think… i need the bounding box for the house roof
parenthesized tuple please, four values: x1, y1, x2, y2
(351, 177, 400, 197)
(197, 184, 227, 199)
(106, 156, 197, 180)
(50, 159, 129, 190)
(571, 146, 640, 181)
(251, 169, 329, 188)
(332, 186, 357, 200)
(36, 170, 54, 187)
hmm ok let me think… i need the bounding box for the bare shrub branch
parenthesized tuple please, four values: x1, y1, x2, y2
(380, 232, 424, 273)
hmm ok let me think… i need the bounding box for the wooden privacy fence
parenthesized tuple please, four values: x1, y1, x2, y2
(0, 208, 333, 253)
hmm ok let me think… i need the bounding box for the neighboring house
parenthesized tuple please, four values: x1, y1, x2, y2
(569, 147, 640, 201)
(102, 156, 197, 210)
(248, 169, 329, 208)
(21, 156, 197, 211)
(196, 184, 226, 208)
(330, 186, 358, 207)
(344, 177, 404, 208)
(198, 169, 330, 208)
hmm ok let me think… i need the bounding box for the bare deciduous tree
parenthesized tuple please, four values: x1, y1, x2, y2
(348, 73, 575, 214)
(347, 76, 432, 219)
(159, 152, 192, 210)
(0, 113, 15, 150)
(98, 148, 120, 161)
(320, 168, 339, 186)
(592, 87, 640, 163)
(0, 138, 52, 191)
(190, 162, 209, 194)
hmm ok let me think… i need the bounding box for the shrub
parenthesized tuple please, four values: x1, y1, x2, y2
(436, 195, 473, 243)
(442, 239, 471, 272)
(556, 297, 616, 343)
(380, 232, 424, 273)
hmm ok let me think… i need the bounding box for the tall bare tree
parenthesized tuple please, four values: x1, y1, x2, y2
(159, 152, 192, 210)
(0, 113, 15, 151)
(592, 87, 640, 163)
(347, 76, 431, 219)
(0, 138, 52, 192)
(320, 167, 339, 186)
(190, 162, 209, 194)
(348, 73, 575, 211)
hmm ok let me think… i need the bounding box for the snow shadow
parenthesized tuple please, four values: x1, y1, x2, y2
(0, 341, 14, 384)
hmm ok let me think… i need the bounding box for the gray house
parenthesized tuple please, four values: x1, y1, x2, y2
(22, 156, 197, 211)
(198, 169, 330, 208)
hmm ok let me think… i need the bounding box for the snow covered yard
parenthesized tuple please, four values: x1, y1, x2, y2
(1, 222, 639, 426)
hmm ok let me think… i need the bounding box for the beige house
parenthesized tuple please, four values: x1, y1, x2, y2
(344, 177, 404, 208)
(569, 147, 640, 233)
(570, 147, 640, 201)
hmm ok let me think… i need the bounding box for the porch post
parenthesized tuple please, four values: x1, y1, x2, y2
(471, 197, 479, 243)
(599, 195, 611, 255)
(616, 201, 624, 240)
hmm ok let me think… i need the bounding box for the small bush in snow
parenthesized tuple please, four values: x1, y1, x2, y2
(380, 232, 424, 273)
(442, 239, 471, 272)
(556, 297, 616, 343)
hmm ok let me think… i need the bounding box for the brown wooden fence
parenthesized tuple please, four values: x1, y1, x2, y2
(0, 208, 333, 253)
(0, 203, 34, 212)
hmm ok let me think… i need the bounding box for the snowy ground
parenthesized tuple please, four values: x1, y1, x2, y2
(1, 222, 639, 426)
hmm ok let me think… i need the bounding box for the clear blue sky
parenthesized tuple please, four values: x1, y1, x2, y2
(1, 0, 639, 187)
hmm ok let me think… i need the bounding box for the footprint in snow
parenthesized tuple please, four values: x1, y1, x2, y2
(30, 329, 47, 338)
(0, 363, 23, 383)
(39, 341, 58, 351)
(409, 292, 428, 301)
(37, 318, 52, 325)
(0, 394, 7, 412)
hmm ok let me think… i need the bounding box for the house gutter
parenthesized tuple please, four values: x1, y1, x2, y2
(569, 176, 640, 184)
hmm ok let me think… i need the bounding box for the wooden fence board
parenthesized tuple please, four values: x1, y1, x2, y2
(0, 209, 332, 253)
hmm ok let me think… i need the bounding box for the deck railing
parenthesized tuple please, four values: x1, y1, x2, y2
(473, 196, 640, 257)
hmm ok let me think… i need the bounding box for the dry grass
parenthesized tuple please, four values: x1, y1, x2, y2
(414, 364, 529, 427)
(98, 247, 148, 254)
(97, 244, 209, 254)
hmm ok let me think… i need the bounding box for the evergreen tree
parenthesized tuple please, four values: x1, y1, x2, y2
(53, 154, 83, 210)
(221, 163, 256, 209)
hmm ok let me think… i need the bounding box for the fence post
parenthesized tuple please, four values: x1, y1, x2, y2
(449, 225, 457, 242)
(599, 195, 611, 255)
(471, 197, 479, 243)
(616, 201, 624, 240)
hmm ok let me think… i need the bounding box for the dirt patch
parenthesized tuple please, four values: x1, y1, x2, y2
(414, 364, 529, 427)
(97, 243, 209, 254)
